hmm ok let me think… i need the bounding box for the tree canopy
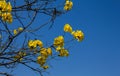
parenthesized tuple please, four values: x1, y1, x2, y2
(0, 0, 84, 76)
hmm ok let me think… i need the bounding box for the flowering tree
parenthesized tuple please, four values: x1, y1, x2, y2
(0, 0, 84, 76)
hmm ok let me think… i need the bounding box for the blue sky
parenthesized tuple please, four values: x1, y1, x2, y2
(47, 0, 120, 76)
(5, 0, 120, 76)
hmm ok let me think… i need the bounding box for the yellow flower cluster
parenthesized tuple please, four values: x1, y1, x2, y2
(37, 47, 52, 69)
(71, 30, 84, 41)
(53, 36, 69, 57)
(63, 24, 84, 42)
(37, 56, 49, 69)
(28, 40, 43, 49)
(64, 0, 73, 11)
(0, 0, 12, 23)
(14, 52, 26, 61)
(13, 27, 23, 35)
(28, 39, 52, 69)
(53, 36, 64, 47)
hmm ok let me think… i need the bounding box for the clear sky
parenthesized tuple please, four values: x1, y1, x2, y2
(47, 0, 120, 76)
(7, 0, 120, 76)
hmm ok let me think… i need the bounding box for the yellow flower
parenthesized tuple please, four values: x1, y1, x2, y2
(47, 48, 52, 55)
(13, 29, 18, 35)
(40, 48, 48, 58)
(1, 13, 7, 21)
(56, 46, 61, 51)
(6, 2, 12, 12)
(64, 50, 69, 56)
(28, 40, 37, 49)
(28, 40, 43, 49)
(54, 36, 64, 47)
(28, 40, 33, 47)
(64, 24, 72, 33)
(71, 30, 84, 41)
(37, 56, 46, 66)
(18, 27, 23, 32)
(64, 5, 69, 11)
(6, 13, 13, 23)
(42, 65, 49, 69)
(58, 48, 69, 57)
(34, 40, 43, 48)
(37, 56, 42, 62)
(40, 50, 48, 56)
(0, 1, 7, 12)
(0, 1, 13, 23)
(7, 17, 13, 23)
(0, 1, 12, 12)
(2, 13, 13, 23)
(55, 46, 69, 57)
(64, 0, 73, 11)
